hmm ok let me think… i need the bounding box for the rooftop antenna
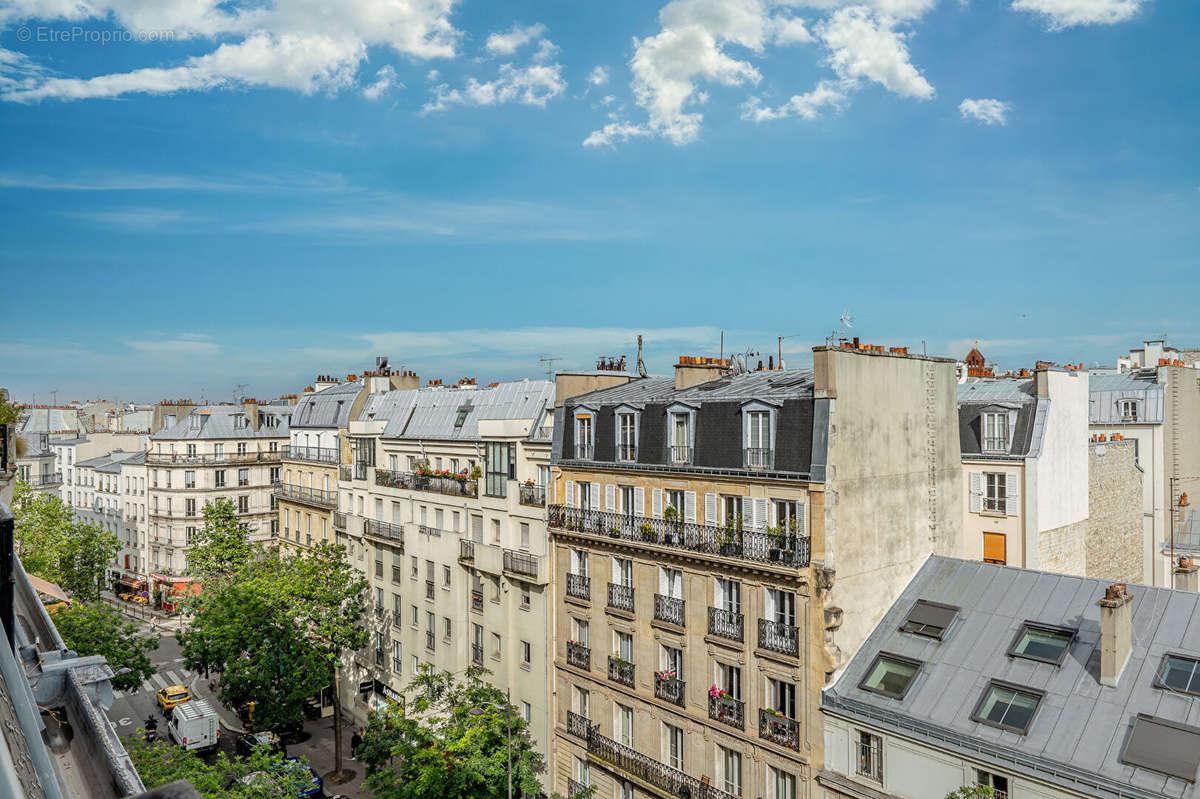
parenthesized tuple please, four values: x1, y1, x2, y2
(539, 356, 560, 380)
(233, 383, 248, 404)
(636, 335, 648, 378)
(776, 335, 803, 370)
(51, 390, 57, 406)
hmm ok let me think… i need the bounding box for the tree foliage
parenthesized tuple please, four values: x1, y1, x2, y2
(53, 602, 158, 691)
(187, 498, 257, 583)
(11, 482, 118, 600)
(945, 788, 996, 799)
(361, 665, 546, 799)
(128, 736, 316, 799)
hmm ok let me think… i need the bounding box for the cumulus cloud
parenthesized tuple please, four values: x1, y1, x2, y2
(587, 66, 610, 86)
(1, 0, 459, 103)
(362, 65, 401, 100)
(818, 7, 934, 100)
(958, 97, 1011, 125)
(1011, 0, 1148, 30)
(424, 24, 564, 113)
(485, 23, 548, 56)
(741, 79, 846, 121)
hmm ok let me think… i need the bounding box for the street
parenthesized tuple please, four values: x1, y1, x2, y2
(103, 603, 372, 799)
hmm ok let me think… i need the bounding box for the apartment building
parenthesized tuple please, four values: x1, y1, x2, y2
(822, 556, 1200, 799)
(55, 430, 148, 506)
(957, 366, 1089, 574)
(146, 400, 292, 579)
(1090, 340, 1200, 587)
(337, 378, 556, 764)
(13, 405, 80, 493)
(549, 345, 963, 799)
(70, 450, 147, 585)
(119, 454, 148, 578)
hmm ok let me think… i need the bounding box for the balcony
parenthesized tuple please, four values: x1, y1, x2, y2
(583, 724, 737, 799)
(418, 524, 442, 537)
(617, 443, 637, 462)
(333, 511, 347, 529)
(472, 643, 484, 665)
(281, 444, 339, 464)
(708, 693, 744, 730)
(567, 778, 588, 799)
(147, 450, 279, 465)
(745, 447, 774, 470)
(758, 619, 799, 657)
(339, 465, 353, 482)
(459, 539, 475, 561)
(653, 594, 685, 627)
(374, 468, 478, 498)
(272, 482, 337, 509)
(707, 607, 744, 643)
(26, 472, 63, 488)
(669, 445, 692, 465)
(574, 443, 594, 460)
(548, 505, 811, 569)
(607, 582, 634, 613)
(608, 656, 635, 688)
(566, 641, 590, 670)
(759, 709, 801, 751)
(565, 710, 590, 739)
(565, 573, 591, 602)
(503, 549, 539, 579)
(426, 630, 435, 651)
(518, 483, 546, 507)
(363, 518, 405, 547)
(471, 589, 484, 613)
(653, 674, 685, 707)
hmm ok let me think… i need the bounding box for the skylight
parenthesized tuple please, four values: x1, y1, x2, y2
(1157, 654, 1200, 696)
(1120, 714, 1200, 782)
(858, 653, 921, 700)
(971, 681, 1042, 735)
(1008, 623, 1075, 665)
(900, 599, 960, 640)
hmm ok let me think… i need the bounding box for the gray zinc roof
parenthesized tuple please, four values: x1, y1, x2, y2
(76, 450, 145, 472)
(1089, 370, 1165, 424)
(568, 368, 815, 408)
(824, 556, 1200, 799)
(370, 380, 555, 441)
(19, 407, 82, 435)
(290, 382, 362, 429)
(152, 403, 292, 440)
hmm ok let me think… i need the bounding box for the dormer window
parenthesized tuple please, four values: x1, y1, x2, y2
(982, 412, 1008, 452)
(574, 413, 594, 460)
(616, 410, 638, 462)
(667, 406, 694, 465)
(188, 414, 201, 430)
(1118, 399, 1139, 422)
(743, 403, 775, 470)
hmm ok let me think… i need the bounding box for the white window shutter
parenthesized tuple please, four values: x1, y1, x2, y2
(796, 503, 807, 537)
(754, 498, 768, 532)
(590, 482, 600, 511)
(704, 493, 718, 526)
(659, 567, 668, 595)
(612, 558, 621, 583)
(969, 472, 981, 514)
(1006, 410, 1018, 451)
(605, 484, 616, 512)
(764, 587, 776, 618)
(1006, 472, 1019, 516)
(742, 496, 753, 529)
(652, 488, 663, 519)
(714, 577, 724, 606)
(684, 492, 697, 523)
(634, 487, 645, 516)
(564, 480, 574, 508)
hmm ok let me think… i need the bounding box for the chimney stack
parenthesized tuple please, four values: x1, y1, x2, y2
(1175, 556, 1199, 592)
(674, 355, 731, 390)
(1098, 583, 1133, 687)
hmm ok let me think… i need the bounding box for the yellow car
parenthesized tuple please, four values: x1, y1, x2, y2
(157, 685, 191, 714)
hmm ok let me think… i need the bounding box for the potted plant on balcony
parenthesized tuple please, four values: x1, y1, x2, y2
(662, 504, 681, 545)
(655, 669, 678, 682)
(767, 524, 794, 563)
(718, 515, 743, 557)
(639, 521, 657, 543)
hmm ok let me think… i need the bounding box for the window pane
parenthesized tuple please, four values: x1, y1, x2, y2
(1160, 655, 1200, 693)
(861, 655, 918, 697)
(1012, 625, 1072, 663)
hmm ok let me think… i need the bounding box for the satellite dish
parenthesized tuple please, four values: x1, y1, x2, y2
(840, 310, 854, 329)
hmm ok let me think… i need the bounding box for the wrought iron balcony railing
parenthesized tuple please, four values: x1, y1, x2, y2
(565, 710, 590, 739)
(653, 594, 685, 627)
(608, 656, 635, 688)
(338, 465, 353, 482)
(668, 445, 692, 464)
(147, 450, 279, 465)
(419, 524, 442, 537)
(617, 443, 637, 462)
(607, 582, 635, 612)
(391, 565, 403, 584)
(472, 643, 484, 665)
(566, 641, 590, 670)
(573, 442, 594, 460)
(25, 473, 63, 488)
(653, 674, 685, 706)
(425, 580, 435, 600)
(503, 549, 539, 578)
(548, 505, 811, 569)
(518, 483, 546, 507)
(459, 539, 475, 561)
(707, 607, 744, 642)
(471, 589, 484, 613)
(332, 510, 347, 529)
(281, 444, 339, 464)
(744, 447, 774, 470)
(363, 518, 405, 546)
(583, 724, 737, 799)
(759, 709, 801, 751)
(566, 572, 591, 601)
(708, 693, 744, 729)
(272, 482, 337, 508)
(757, 618, 800, 657)
(567, 778, 588, 799)
(374, 468, 478, 498)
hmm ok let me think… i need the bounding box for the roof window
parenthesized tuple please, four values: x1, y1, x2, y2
(1119, 714, 1200, 781)
(900, 599, 960, 640)
(971, 681, 1042, 735)
(858, 653, 921, 700)
(1156, 654, 1200, 696)
(1008, 623, 1075, 665)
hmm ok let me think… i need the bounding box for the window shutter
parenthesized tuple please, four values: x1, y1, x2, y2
(714, 577, 724, 606)
(659, 568, 668, 595)
(764, 587, 776, 618)
(1006, 410, 1018, 451)
(704, 493, 718, 526)
(612, 558, 621, 583)
(742, 496, 753, 529)
(564, 480, 574, 507)
(1006, 472, 1019, 516)
(684, 492, 697, 523)
(795, 503, 807, 537)
(634, 487, 645, 516)
(590, 482, 600, 511)
(605, 484, 616, 512)
(969, 472, 981, 513)
(652, 488, 663, 519)
(753, 498, 768, 532)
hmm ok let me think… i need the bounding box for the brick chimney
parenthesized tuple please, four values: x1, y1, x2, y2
(1174, 556, 1199, 592)
(1098, 583, 1133, 687)
(674, 355, 731, 390)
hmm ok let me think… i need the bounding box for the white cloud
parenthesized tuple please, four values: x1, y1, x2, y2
(770, 13, 813, 44)
(742, 79, 846, 121)
(362, 65, 401, 100)
(484, 23, 547, 56)
(818, 6, 934, 100)
(587, 65, 610, 86)
(583, 119, 653, 148)
(1011, 0, 1148, 30)
(125, 338, 220, 355)
(2, 0, 460, 103)
(423, 63, 565, 113)
(958, 97, 1011, 125)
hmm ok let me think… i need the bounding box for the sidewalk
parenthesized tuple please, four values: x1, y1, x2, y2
(101, 591, 188, 632)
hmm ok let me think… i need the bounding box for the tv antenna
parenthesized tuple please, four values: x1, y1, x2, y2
(538, 357, 560, 379)
(839, 310, 854, 330)
(233, 383, 248, 403)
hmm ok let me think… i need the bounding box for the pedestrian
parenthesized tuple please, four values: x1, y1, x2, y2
(350, 728, 363, 761)
(149, 616, 157, 630)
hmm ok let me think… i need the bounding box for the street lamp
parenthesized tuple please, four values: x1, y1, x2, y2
(469, 687, 512, 799)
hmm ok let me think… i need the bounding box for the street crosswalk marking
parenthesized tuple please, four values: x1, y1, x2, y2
(164, 670, 181, 685)
(150, 673, 168, 691)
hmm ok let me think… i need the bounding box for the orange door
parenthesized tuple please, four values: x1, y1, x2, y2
(983, 532, 1006, 565)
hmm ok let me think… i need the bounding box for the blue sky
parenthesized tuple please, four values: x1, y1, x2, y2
(1, 0, 1197, 403)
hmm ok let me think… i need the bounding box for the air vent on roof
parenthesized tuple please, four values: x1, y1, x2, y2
(768, 375, 809, 388)
(900, 600, 960, 640)
(698, 378, 734, 391)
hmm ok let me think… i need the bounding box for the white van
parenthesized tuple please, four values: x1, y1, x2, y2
(168, 698, 220, 753)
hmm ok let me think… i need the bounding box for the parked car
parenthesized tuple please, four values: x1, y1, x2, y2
(236, 730, 284, 758)
(275, 758, 322, 798)
(156, 685, 191, 714)
(167, 699, 220, 753)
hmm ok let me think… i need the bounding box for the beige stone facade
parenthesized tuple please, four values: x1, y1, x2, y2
(1087, 439, 1144, 583)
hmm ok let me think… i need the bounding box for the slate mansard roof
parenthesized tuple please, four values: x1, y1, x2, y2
(555, 368, 820, 478)
(151, 403, 292, 440)
(957, 379, 1045, 460)
(289, 381, 361, 429)
(825, 556, 1200, 799)
(356, 379, 555, 442)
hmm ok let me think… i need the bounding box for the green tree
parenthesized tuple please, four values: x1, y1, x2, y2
(128, 736, 316, 799)
(52, 602, 158, 691)
(945, 788, 996, 799)
(361, 665, 546, 799)
(54, 520, 119, 600)
(187, 498, 258, 583)
(10, 483, 117, 600)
